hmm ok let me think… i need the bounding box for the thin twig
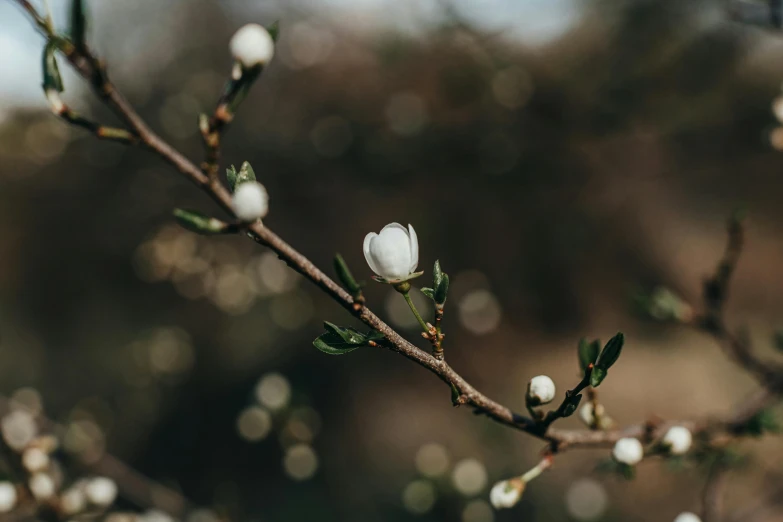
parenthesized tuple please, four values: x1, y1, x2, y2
(702, 459, 729, 522)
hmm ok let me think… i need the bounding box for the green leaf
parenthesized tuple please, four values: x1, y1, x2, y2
(237, 161, 257, 186)
(562, 394, 582, 417)
(421, 287, 435, 299)
(42, 40, 63, 92)
(433, 260, 443, 289)
(267, 20, 280, 42)
(578, 338, 600, 373)
(313, 322, 384, 355)
(173, 209, 232, 235)
(619, 463, 636, 480)
(594, 332, 624, 374)
(334, 254, 363, 294)
(226, 165, 238, 191)
(742, 409, 781, 437)
(70, 0, 87, 48)
(434, 273, 449, 305)
(590, 367, 607, 388)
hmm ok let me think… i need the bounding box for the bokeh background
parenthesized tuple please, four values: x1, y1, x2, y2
(2, 0, 783, 521)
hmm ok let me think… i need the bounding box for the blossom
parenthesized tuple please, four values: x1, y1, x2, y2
(612, 438, 643, 466)
(232, 182, 269, 222)
(526, 375, 556, 406)
(489, 479, 524, 509)
(363, 223, 421, 283)
(673, 512, 701, 522)
(21, 447, 49, 473)
(85, 477, 118, 507)
(662, 426, 692, 455)
(0, 482, 17, 513)
(230, 24, 275, 68)
(28, 473, 55, 500)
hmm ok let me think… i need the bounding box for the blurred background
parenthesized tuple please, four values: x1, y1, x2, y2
(2, 0, 783, 520)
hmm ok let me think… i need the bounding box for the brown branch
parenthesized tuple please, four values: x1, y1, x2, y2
(11, 0, 783, 457)
(702, 459, 730, 522)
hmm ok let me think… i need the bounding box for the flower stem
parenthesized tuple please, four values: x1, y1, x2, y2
(403, 291, 430, 334)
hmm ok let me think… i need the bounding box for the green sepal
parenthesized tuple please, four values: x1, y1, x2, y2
(226, 165, 238, 191)
(421, 288, 435, 299)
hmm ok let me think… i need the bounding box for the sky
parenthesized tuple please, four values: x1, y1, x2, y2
(0, 0, 583, 113)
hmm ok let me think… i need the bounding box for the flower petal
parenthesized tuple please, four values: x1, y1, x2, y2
(407, 224, 419, 272)
(371, 224, 412, 279)
(363, 232, 381, 275)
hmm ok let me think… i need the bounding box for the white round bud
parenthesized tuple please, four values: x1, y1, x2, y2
(22, 447, 49, 473)
(230, 24, 275, 68)
(662, 426, 692, 455)
(60, 487, 87, 515)
(232, 182, 269, 222)
(489, 480, 523, 509)
(29, 473, 56, 500)
(1, 410, 38, 451)
(612, 437, 644, 466)
(0, 482, 17, 513)
(85, 477, 118, 507)
(526, 375, 556, 405)
(579, 402, 604, 426)
(673, 512, 702, 522)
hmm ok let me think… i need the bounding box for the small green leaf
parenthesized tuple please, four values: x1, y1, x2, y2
(334, 254, 363, 294)
(433, 260, 443, 289)
(590, 367, 607, 388)
(70, 0, 87, 48)
(313, 322, 384, 355)
(742, 409, 781, 437)
(226, 165, 238, 191)
(434, 273, 449, 305)
(578, 338, 600, 373)
(42, 40, 64, 92)
(595, 332, 624, 371)
(267, 21, 280, 42)
(236, 161, 257, 186)
(619, 463, 636, 480)
(421, 287, 435, 299)
(173, 209, 232, 235)
(562, 394, 582, 417)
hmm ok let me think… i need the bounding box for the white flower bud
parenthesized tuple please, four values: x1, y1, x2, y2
(579, 402, 603, 426)
(230, 24, 275, 68)
(0, 482, 17, 513)
(22, 447, 49, 473)
(85, 477, 118, 507)
(363, 223, 420, 282)
(612, 437, 643, 466)
(673, 512, 702, 522)
(662, 426, 692, 455)
(489, 479, 524, 509)
(60, 487, 87, 515)
(29, 473, 56, 500)
(1, 410, 38, 451)
(232, 182, 269, 222)
(526, 375, 556, 406)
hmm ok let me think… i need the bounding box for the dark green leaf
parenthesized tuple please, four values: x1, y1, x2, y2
(226, 165, 238, 191)
(619, 463, 636, 480)
(434, 273, 449, 305)
(70, 0, 87, 48)
(578, 338, 600, 373)
(433, 260, 443, 289)
(595, 332, 624, 371)
(313, 332, 364, 355)
(42, 40, 63, 92)
(173, 209, 232, 235)
(313, 322, 384, 355)
(334, 254, 363, 294)
(267, 21, 280, 42)
(562, 394, 582, 417)
(590, 367, 607, 388)
(421, 287, 435, 300)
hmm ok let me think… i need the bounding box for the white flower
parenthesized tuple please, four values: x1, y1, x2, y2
(526, 375, 556, 406)
(673, 512, 702, 522)
(232, 182, 269, 222)
(0, 482, 17, 513)
(230, 24, 275, 68)
(662, 426, 692, 455)
(363, 223, 420, 283)
(22, 447, 49, 473)
(60, 487, 87, 515)
(28, 473, 55, 500)
(612, 438, 643, 466)
(489, 480, 523, 509)
(85, 477, 118, 507)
